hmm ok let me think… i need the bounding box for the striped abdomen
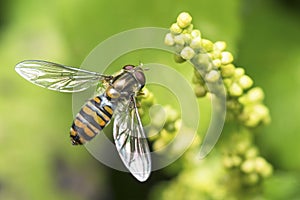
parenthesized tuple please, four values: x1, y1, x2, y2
(70, 94, 114, 145)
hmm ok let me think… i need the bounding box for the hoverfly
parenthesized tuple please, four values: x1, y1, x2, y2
(15, 60, 151, 182)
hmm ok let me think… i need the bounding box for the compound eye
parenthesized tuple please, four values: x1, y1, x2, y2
(134, 71, 146, 88)
(123, 65, 135, 70)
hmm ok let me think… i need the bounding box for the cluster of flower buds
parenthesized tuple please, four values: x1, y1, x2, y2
(137, 88, 180, 152)
(238, 87, 271, 127)
(151, 105, 181, 152)
(162, 11, 273, 193)
(164, 12, 270, 128)
(222, 129, 273, 186)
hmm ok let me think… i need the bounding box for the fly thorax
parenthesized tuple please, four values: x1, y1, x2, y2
(112, 72, 141, 97)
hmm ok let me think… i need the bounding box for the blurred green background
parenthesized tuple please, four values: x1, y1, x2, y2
(1, 0, 300, 199)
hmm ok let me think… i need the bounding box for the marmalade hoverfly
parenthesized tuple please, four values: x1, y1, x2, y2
(15, 60, 151, 182)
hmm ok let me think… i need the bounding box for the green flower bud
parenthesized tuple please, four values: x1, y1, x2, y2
(207, 52, 213, 59)
(254, 157, 267, 172)
(174, 34, 185, 46)
(245, 147, 259, 159)
(223, 155, 234, 168)
(239, 92, 265, 107)
(164, 105, 179, 123)
(177, 12, 192, 28)
(236, 139, 251, 154)
(241, 105, 269, 127)
(201, 39, 214, 52)
(244, 116, 258, 128)
(194, 53, 213, 70)
(190, 37, 202, 49)
(211, 50, 222, 60)
(141, 91, 155, 106)
(183, 24, 194, 33)
(253, 104, 270, 125)
(191, 30, 201, 39)
(223, 78, 233, 88)
(170, 23, 182, 34)
(140, 87, 150, 98)
(194, 84, 207, 97)
(220, 64, 235, 77)
(221, 51, 234, 64)
(238, 75, 253, 89)
(182, 33, 192, 44)
(229, 82, 243, 96)
(148, 129, 160, 141)
(174, 119, 182, 131)
(247, 87, 264, 103)
(164, 33, 175, 46)
(160, 129, 174, 142)
(234, 68, 245, 78)
(149, 109, 166, 129)
(205, 70, 220, 82)
(214, 41, 227, 51)
(232, 155, 242, 167)
(180, 46, 195, 60)
(260, 162, 273, 178)
(212, 59, 222, 68)
(153, 139, 166, 152)
(241, 159, 255, 173)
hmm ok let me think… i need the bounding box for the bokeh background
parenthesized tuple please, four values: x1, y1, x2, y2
(1, 0, 300, 199)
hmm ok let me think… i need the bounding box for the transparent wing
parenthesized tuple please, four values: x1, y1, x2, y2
(113, 96, 151, 182)
(15, 60, 112, 92)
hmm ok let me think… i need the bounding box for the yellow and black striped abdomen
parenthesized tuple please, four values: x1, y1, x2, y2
(70, 95, 114, 145)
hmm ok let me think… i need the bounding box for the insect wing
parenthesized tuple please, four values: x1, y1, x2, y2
(15, 60, 112, 92)
(113, 98, 151, 182)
